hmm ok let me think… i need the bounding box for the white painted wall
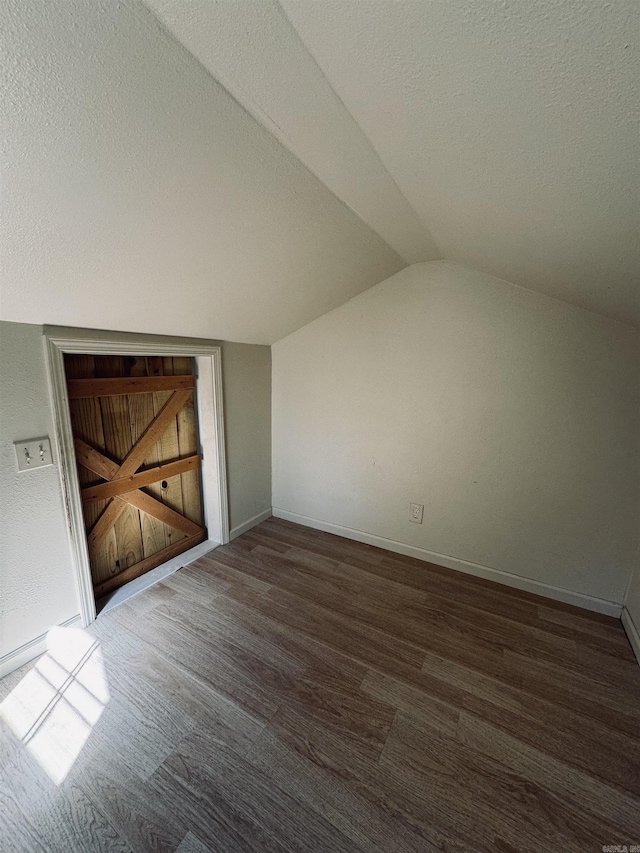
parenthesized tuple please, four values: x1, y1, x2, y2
(221, 342, 272, 536)
(272, 262, 640, 609)
(0, 321, 271, 669)
(0, 322, 78, 662)
(0, 0, 402, 345)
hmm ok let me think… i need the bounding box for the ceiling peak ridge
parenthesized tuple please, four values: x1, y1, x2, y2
(273, 0, 441, 262)
(142, 0, 440, 265)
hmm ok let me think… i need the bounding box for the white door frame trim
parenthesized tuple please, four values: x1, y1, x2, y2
(43, 332, 230, 627)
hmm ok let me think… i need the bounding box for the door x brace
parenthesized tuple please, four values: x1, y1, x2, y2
(73, 390, 205, 556)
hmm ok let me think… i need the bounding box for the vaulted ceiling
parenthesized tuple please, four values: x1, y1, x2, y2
(148, 0, 640, 329)
(2, 1, 638, 343)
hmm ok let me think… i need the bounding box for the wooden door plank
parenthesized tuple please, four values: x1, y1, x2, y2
(93, 530, 207, 599)
(65, 355, 119, 581)
(70, 402, 109, 529)
(126, 356, 148, 378)
(67, 375, 195, 398)
(117, 390, 192, 479)
(174, 357, 204, 527)
(123, 491, 204, 538)
(128, 381, 168, 558)
(97, 357, 144, 573)
(171, 357, 193, 376)
(145, 356, 164, 377)
(82, 455, 201, 503)
(154, 358, 186, 547)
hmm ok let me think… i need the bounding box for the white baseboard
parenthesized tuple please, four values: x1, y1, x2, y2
(97, 538, 220, 617)
(0, 614, 82, 680)
(621, 607, 640, 667)
(230, 508, 272, 541)
(272, 508, 622, 618)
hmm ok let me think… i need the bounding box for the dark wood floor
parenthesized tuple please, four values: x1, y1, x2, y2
(2, 517, 639, 852)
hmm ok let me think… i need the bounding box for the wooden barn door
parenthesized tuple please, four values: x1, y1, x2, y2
(64, 354, 206, 599)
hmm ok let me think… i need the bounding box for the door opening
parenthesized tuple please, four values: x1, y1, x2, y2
(64, 354, 206, 601)
(44, 332, 229, 627)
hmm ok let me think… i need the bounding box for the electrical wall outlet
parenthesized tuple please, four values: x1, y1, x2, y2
(409, 502, 424, 523)
(14, 437, 53, 472)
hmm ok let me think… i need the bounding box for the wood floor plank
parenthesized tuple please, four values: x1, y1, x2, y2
(26, 784, 133, 853)
(220, 576, 427, 673)
(383, 712, 625, 852)
(461, 688, 640, 798)
(176, 831, 215, 853)
(263, 704, 473, 853)
(159, 563, 233, 605)
(159, 728, 362, 853)
(263, 515, 615, 633)
(211, 545, 514, 680)
(412, 645, 640, 798)
(538, 602, 632, 639)
(93, 676, 196, 783)
(196, 552, 274, 594)
(124, 646, 264, 758)
(277, 542, 628, 677)
(4, 518, 638, 853)
(574, 636, 640, 677)
(0, 743, 53, 821)
(457, 710, 640, 837)
(216, 540, 637, 709)
(259, 517, 386, 564)
(147, 767, 252, 853)
(155, 596, 309, 682)
(246, 727, 438, 853)
(0, 785, 51, 853)
(73, 754, 188, 853)
(503, 649, 640, 737)
(207, 588, 369, 691)
(87, 612, 144, 660)
(361, 669, 460, 737)
(155, 597, 396, 764)
(107, 600, 282, 722)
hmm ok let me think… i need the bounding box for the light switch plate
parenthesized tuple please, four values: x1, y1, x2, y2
(14, 437, 53, 471)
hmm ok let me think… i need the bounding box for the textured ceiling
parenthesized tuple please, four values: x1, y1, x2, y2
(2, 0, 638, 342)
(282, 0, 639, 328)
(150, 0, 639, 329)
(0, 0, 403, 344)
(143, 0, 439, 264)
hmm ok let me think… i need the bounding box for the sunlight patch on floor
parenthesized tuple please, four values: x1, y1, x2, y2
(0, 626, 109, 785)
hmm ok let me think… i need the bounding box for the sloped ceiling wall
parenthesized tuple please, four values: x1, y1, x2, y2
(143, 0, 440, 265)
(150, 0, 640, 330)
(2, 0, 638, 342)
(282, 0, 640, 329)
(0, 1, 404, 344)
